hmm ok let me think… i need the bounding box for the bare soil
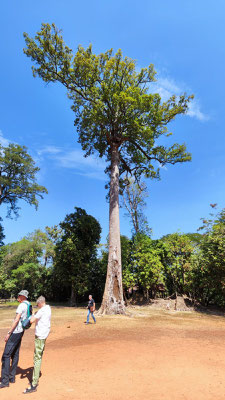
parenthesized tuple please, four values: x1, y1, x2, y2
(0, 304, 225, 400)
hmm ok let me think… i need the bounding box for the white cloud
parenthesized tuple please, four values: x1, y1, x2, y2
(38, 146, 106, 180)
(153, 76, 209, 122)
(186, 101, 209, 122)
(55, 149, 105, 170)
(0, 130, 10, 146)
(155, 77, 181, 99)
(37, 145, 62, 156)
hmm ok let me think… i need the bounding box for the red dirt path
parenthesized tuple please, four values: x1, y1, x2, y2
(0, 306, 225, 400)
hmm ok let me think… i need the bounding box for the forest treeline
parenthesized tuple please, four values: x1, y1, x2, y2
(0, 206, 225, 308)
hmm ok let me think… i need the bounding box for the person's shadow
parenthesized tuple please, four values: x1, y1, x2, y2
(16, 366, 42, 382)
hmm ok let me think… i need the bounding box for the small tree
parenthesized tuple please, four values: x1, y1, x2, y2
(132, 234, 164, 300)
(161, 233, 193, 308)
(0, 143, 47, 218)
(26, 227, 61, 266)
(24, 23, 193, 314)
(121, 178, 150, 235)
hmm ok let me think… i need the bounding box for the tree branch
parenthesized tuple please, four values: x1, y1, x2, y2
(129, 139, 164, 164)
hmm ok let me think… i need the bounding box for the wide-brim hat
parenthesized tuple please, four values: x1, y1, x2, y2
(18, 290, 29, 298)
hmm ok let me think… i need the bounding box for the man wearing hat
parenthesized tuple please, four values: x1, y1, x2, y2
(0, 290, 30, 389)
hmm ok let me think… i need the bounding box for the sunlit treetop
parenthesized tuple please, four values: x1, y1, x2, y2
(24, 23, 193, 184)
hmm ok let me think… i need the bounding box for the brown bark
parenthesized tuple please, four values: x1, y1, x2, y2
(174, 291, 177, 310)
(70, 286, 77, 307)
(98, 144, 126, 314)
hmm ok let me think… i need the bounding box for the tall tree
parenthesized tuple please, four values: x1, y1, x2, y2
(0, 143, 47, 218)
(24, 23, 193, 314)
(54, 207, 101, 305)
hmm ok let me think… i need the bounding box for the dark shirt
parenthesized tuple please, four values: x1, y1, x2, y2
(88, 299, 95, 310)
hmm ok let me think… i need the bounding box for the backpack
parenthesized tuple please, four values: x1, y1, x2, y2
(21, 301, 33, 330)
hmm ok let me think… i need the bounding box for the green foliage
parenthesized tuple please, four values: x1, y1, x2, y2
(54, 207, 101, 302)
(185, 232, 203, 247)
(0, 210, 101, 302)
(0, 143, 47, 218)
(11, 262, 44, 298)
(1, 205, 225, 308)
(120, 235, 132, 272)
(26, 227, 61, 266)
(130, 234, 164, 298)
(120, 235, 134, 291)
(194, 208, 225, 306)
(0, 230, 54, 299)
(24, 23, 193, 187)
(1, 238, 43, 273)
(160, 233, 193, 295)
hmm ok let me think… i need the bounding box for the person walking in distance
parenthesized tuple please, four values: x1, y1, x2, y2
(85, 294, 96, 324)
(0, 290, 30, 389)
(23, 296, 51, 394)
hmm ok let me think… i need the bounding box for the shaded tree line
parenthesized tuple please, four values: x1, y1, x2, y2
(0, 207, 102, 304)
(1, 205, 225, 308)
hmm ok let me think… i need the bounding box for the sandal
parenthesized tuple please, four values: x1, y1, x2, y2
(23, 385, 37, 394)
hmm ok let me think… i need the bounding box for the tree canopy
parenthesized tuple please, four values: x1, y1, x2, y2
(0, 143, 48, 218)
(0, 235, 47, 299)
(24, 23, 193, 184)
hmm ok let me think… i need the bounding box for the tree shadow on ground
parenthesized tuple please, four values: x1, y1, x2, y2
(127, 294, 225, 318)
(182, 297, 225, 317)
(192, 304, 225, 317)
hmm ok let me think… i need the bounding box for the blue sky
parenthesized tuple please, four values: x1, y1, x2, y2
(1, 0, 225, 244)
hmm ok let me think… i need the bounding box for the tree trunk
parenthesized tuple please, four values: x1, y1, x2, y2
(174, 290, 177, 310)
(134, 210, 139, 234)
(98, 144, 125, 314)
(70, 285, 76, 306)
(123, 288, 128, 306)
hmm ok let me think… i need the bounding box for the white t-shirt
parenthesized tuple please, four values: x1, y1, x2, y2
(34, 305, 51, 339)
(13, 302, 28, 334)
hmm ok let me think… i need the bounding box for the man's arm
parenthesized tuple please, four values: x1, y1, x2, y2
(30, 309, 41, 325)
(5, 313, 21, 342)
(30, 315, 37, 324)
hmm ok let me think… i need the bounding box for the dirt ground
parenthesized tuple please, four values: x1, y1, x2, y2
(0, 304, 225, 400)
